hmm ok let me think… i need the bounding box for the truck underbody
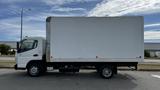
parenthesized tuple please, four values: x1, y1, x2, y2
(15, 60, 138, 79)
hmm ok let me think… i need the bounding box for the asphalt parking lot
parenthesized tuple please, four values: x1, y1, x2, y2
(0, 69, 160, 90)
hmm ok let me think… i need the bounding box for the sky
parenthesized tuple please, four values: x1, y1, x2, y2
(0, 0, 160, 42)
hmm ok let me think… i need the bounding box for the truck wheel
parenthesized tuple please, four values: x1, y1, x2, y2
(100, 66, 113, 79)
(27, 63, 41, 77)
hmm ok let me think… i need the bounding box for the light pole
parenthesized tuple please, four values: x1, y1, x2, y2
(20, 8, 31, 41)
(20, 8, 23, 41)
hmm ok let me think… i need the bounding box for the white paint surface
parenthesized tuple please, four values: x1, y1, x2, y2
(151, 74, 160, 79)
(47, 17, 144, 62)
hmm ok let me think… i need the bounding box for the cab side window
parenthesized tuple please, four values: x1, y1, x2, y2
(19, 39, 38, 52)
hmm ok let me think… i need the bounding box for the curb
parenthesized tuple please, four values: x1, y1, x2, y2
(0, 61, 15, 68)
(138, 63, 160, 71)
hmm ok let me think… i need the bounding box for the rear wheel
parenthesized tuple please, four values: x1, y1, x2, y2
(99, 66, 113, 79)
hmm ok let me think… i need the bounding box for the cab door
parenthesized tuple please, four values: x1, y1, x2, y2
(16, 39, 42, 68)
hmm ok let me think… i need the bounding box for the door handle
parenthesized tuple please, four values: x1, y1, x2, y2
(33, 54, 38, 56)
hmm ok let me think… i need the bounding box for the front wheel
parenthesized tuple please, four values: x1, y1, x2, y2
(27, 63, 41, 77)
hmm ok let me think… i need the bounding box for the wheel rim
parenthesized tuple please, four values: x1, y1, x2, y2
(102, 68, 112, 78)
(30, 66, 39, 75)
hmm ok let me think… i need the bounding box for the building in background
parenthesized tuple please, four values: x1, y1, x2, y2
(144, 43, 160, 58)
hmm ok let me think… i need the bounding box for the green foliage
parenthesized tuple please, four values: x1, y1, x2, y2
(144, 50, 150, 57)
(0, 44, 11, 55)
(9, 50, 16, 55)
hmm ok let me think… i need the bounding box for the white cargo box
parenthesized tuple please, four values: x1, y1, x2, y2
(46, 17, 144, 62)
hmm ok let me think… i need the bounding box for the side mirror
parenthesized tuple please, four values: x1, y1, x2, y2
(17, 42, 19, 50)
(17, 42, 20, 53)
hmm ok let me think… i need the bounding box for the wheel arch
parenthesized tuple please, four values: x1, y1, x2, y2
(26, 60, 43, 69)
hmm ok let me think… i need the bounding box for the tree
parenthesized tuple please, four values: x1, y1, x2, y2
(0, 44, 11, 55)
(9, 49, 16, 55)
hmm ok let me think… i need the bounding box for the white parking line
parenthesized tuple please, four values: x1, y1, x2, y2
(151, 74, 160, 79)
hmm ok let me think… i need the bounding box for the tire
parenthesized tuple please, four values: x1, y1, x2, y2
(99, 66, 113, 79)
(27, 63, 41, 77)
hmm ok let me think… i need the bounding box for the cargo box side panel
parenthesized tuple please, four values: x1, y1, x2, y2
(49, 17, 143, 62)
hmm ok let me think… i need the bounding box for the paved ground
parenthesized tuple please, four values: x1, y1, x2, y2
(0, 69, 160, 90)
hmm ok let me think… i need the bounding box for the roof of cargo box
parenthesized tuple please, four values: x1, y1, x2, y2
(46, 16, 143, 22)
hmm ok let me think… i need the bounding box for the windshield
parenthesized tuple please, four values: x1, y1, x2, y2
(18, 39, 38, 53)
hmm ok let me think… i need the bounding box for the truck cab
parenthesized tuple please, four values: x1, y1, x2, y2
(15, 37, 46, 70)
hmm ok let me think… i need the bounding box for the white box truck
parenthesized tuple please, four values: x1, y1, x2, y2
(15, 17, 144, 79)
